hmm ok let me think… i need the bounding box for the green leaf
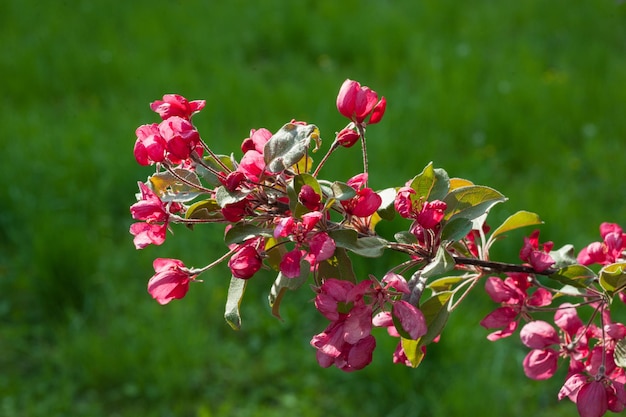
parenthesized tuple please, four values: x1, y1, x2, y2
(316, 247, 356, 284)
(599, 262, 626, 295)
(428, 276, 465, 293)
(268, 260, 310, 320)
(224, 276, 247, 330)
(329, 181, 357, 201)
(443, 185, 506, 222)
(195, 154, 235, 187)
(148, 169, 206, 202)
(490, 210, 543, 240)
(420, 291, 453, 345)
(264, 123, 321, 173)
(185, 199, 222, 220)
(394, 231, 417, 244)
(440, 217, 473, 243)
(215, 185, 249, 208)
(409, 163, 450, 201)
(400, 290, 453, 368)
(401, 337, 425, 368)
(615, 339, 626, 368)
(549, 264, 596, 288)
(288, 173, 323, 216)
(224, 223, 271, 245)
(421, 246, 455, 278)
(549, 244, 578, 268)
(330, 229, 388, 258)
(376, 187, 397, 221)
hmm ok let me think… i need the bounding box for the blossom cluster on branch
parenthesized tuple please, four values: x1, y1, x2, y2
(130, 80, 626, 417)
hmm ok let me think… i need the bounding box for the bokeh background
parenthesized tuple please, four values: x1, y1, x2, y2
(2, 1, 626, 416)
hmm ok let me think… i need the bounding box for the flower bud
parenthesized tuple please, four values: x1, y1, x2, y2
(228, 246, 262, 279)
(336, 128, 360, 148)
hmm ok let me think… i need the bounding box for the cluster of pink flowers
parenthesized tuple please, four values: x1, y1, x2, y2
(129, 80, 626, 417)
(311, 273, 426, 371)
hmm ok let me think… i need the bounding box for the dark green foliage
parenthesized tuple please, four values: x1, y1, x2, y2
(1, 0, 625, 415)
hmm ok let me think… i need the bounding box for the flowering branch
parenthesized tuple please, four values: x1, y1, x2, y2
(129, 82, 626, 417)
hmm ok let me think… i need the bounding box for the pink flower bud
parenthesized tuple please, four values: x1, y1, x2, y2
(336, 79, 383, 124)
(228, 245, 262, 279)
(147, 258, 194, 304)
(134, 124, 166, 165)
(298, 184, 322, 211)
(336, 128, 360, 148)
(158, 116, 201, 161)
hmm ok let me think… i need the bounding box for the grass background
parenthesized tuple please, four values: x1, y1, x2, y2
(2, 0, 626, 416)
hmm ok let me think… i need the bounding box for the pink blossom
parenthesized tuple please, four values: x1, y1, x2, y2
(298, 185, 322, 211)
(519, 230, 555, 272)
(392, 300, 427, 340)
(393, 186, 446, 229)
(228, 244, 263, 279)
(241, 128, 273, 153)
(336, 79, 386, 125)
(158, 116, 202, 162)
(150, 94, 205, 120)
(341, 173, 382, 218)
(578, 222, 626, 266)
(147, 258, 195, 304)
(134, 123, 166, 166)
(129, 182, 180, 249)
(237, 149, 266, 182)
(480, 274, 552, 341)
(577, 381, 608, 417)
(274, 212, 335, 278)
(311, 278, 377, 371)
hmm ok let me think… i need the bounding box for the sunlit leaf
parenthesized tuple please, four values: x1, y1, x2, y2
(449, 177, 474, 190)
(443, 185, 506, 222)
(428, 276, 465, 293)
(409, 162, 450, 201)
(215, 185, 249, 207)
(599, 262, 626, 295)
(185, 199, 222, 220)
(549, 264, 596, 288)
(615, 339, 626, 368)
(376, 187, 397, 221)
(490, 210, 543, 240)
(224, 276, 247, 330)
(149, 169, 206, 202)
(419, 291, 453, 345)
(264, 123, 321, 173)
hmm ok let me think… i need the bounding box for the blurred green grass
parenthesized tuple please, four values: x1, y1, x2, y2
(1, 0, 626, 416)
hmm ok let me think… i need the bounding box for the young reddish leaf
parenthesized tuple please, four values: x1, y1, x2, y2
(224, 276, 248, 330)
